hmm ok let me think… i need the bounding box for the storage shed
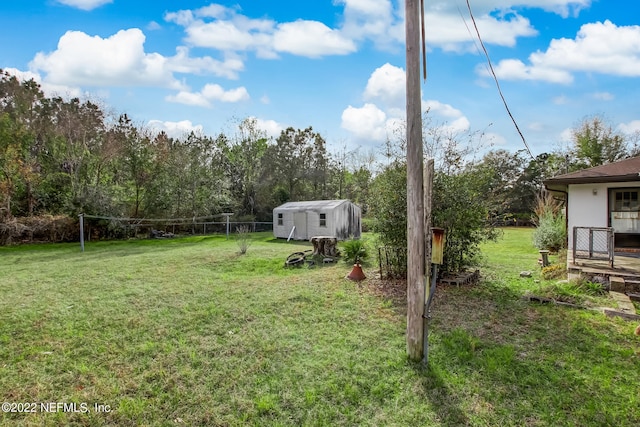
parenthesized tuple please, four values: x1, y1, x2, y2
(273, 200, 361, 241)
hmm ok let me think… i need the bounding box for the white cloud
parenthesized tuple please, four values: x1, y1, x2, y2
(426, 11, 537, 53)
(29, 29, 246, 92)
(363, 63, 405, 108)
(56, 0, 112, 11)
(618, 120, 640, 135)
(147, 120, 204, 139)
(560, 127, 574, 142)
(338, 0, 397, 47)
(483, 131, 508, 146)
(422, 100, 465, 121)
(426, 1, 591, 19)
(167, 5, 356, 59)
(165, 1, 590, 62)
(478, 58, 573, 84)
(3, 67, 82, 98)
(253, 118, 284, 138)
(30, 29, 181, 89)
(168, 46, 244, 80)
(273, 20, 356, 58)
(166, 84, 249, 107)
(342, 65, 473, 144)
(482, 20, 640, 83)
(341, 103, 392, 142)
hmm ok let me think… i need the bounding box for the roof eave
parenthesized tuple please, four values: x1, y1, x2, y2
(543, 174, 640, 187)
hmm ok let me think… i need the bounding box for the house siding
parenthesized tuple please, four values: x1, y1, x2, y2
(567, 183, 608, 251)
(567, 182, 640, 250)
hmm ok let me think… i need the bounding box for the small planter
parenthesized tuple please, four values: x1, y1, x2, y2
(347, 263, 366, 281)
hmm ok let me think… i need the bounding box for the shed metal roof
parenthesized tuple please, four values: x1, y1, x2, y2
(274, 200, 351, 211)
(544, 156, 640, 191)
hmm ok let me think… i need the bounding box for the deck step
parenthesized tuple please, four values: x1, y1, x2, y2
(627, 293, 640, 302)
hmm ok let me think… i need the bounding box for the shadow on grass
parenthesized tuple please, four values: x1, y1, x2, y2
(413, 361, 471, 426)
(369, 275, 639, 425)
(423, 284, 638, 425)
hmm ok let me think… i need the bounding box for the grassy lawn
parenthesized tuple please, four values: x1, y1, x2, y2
(1, 228, 639, 426)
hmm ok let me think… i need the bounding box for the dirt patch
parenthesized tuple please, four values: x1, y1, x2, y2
(360, 276, 540, 347)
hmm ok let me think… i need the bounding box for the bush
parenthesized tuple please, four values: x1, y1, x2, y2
(533, 211, 566, 251)
(541, 263, 566, 280)
(0, 215, 78, 245)
(533, 194, 566, 252)
(341, 238, 368, 265)
(236, 225, 252, 255)
(369, 161, 499, 274)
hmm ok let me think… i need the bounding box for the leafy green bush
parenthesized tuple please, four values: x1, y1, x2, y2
(369, 161, 499, 274)
(533, 211, 566, 251)
(533, 194, 566, 252)
(341, 238, 368, 265)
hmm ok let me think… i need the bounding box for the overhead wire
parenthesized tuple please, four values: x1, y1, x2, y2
(420, 0, 427, 81)
(463, 0, 536, 160)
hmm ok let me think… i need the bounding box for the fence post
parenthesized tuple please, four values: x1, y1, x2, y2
(609, 227, 614, 268)
(79, 213, 85, 252)
(572, 227, 578, 264)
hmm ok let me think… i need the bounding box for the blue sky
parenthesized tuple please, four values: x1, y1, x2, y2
(1, 0, 639, 157)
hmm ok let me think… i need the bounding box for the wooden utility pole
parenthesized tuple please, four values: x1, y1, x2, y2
(405, 0, 425, 361)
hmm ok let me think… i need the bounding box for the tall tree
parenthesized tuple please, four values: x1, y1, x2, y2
(224, 118, 268, 218)
(265, 126, 328, 202)
(572, 115, 627, 168)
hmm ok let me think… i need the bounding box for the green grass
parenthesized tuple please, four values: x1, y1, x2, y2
(1, 229, 639, 426)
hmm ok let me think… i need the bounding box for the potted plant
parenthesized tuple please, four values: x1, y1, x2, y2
(341, 238, 367, 281)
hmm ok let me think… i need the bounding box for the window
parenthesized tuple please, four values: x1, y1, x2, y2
(277, 213, 283, 226)
(319, 213, 327, 227)
(614, 190, 639, 211)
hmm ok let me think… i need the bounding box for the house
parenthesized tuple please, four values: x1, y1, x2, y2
(273, 200, 361, 241)
(544, 156, 640, 264)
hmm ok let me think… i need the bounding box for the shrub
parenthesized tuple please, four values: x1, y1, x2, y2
(533, 211, 566, 251)
(533, 194, 566, 252)
(369, 161, 499, 274)
(541, 263, 566, 280)
(341, 238, 368, 265)
(236, 225, 252, 255)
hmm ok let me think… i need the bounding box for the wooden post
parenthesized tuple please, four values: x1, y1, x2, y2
(406, 0, 425, 361)
(79, 213, 85, 252)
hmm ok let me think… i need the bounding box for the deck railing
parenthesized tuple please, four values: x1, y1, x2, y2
(572, 226, 614, 268)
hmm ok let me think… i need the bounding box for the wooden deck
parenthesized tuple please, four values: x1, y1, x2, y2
(569, 251, 640, 293)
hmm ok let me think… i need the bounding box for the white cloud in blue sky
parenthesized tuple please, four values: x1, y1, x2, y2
(2, 0, 640, 156)
(56, 0, 112, 11)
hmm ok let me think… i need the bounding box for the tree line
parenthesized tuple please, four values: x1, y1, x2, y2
(2, 69, 637, 259)
(370, 111, 638, 273)
(0, 70, 372, 227)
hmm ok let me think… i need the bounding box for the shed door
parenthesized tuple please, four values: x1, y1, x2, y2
(293, 212, 307, 240)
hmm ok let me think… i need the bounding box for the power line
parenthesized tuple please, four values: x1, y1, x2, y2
(464, 0, 536, 160)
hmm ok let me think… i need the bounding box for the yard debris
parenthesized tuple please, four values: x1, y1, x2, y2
(524, 294, 585, 309)
(604, 309, 640, 321)
(149, 229, 175, 239)
(439, 270, 480, 286)
(520, 271, 532, 278)
(284, 250, 337, 268)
